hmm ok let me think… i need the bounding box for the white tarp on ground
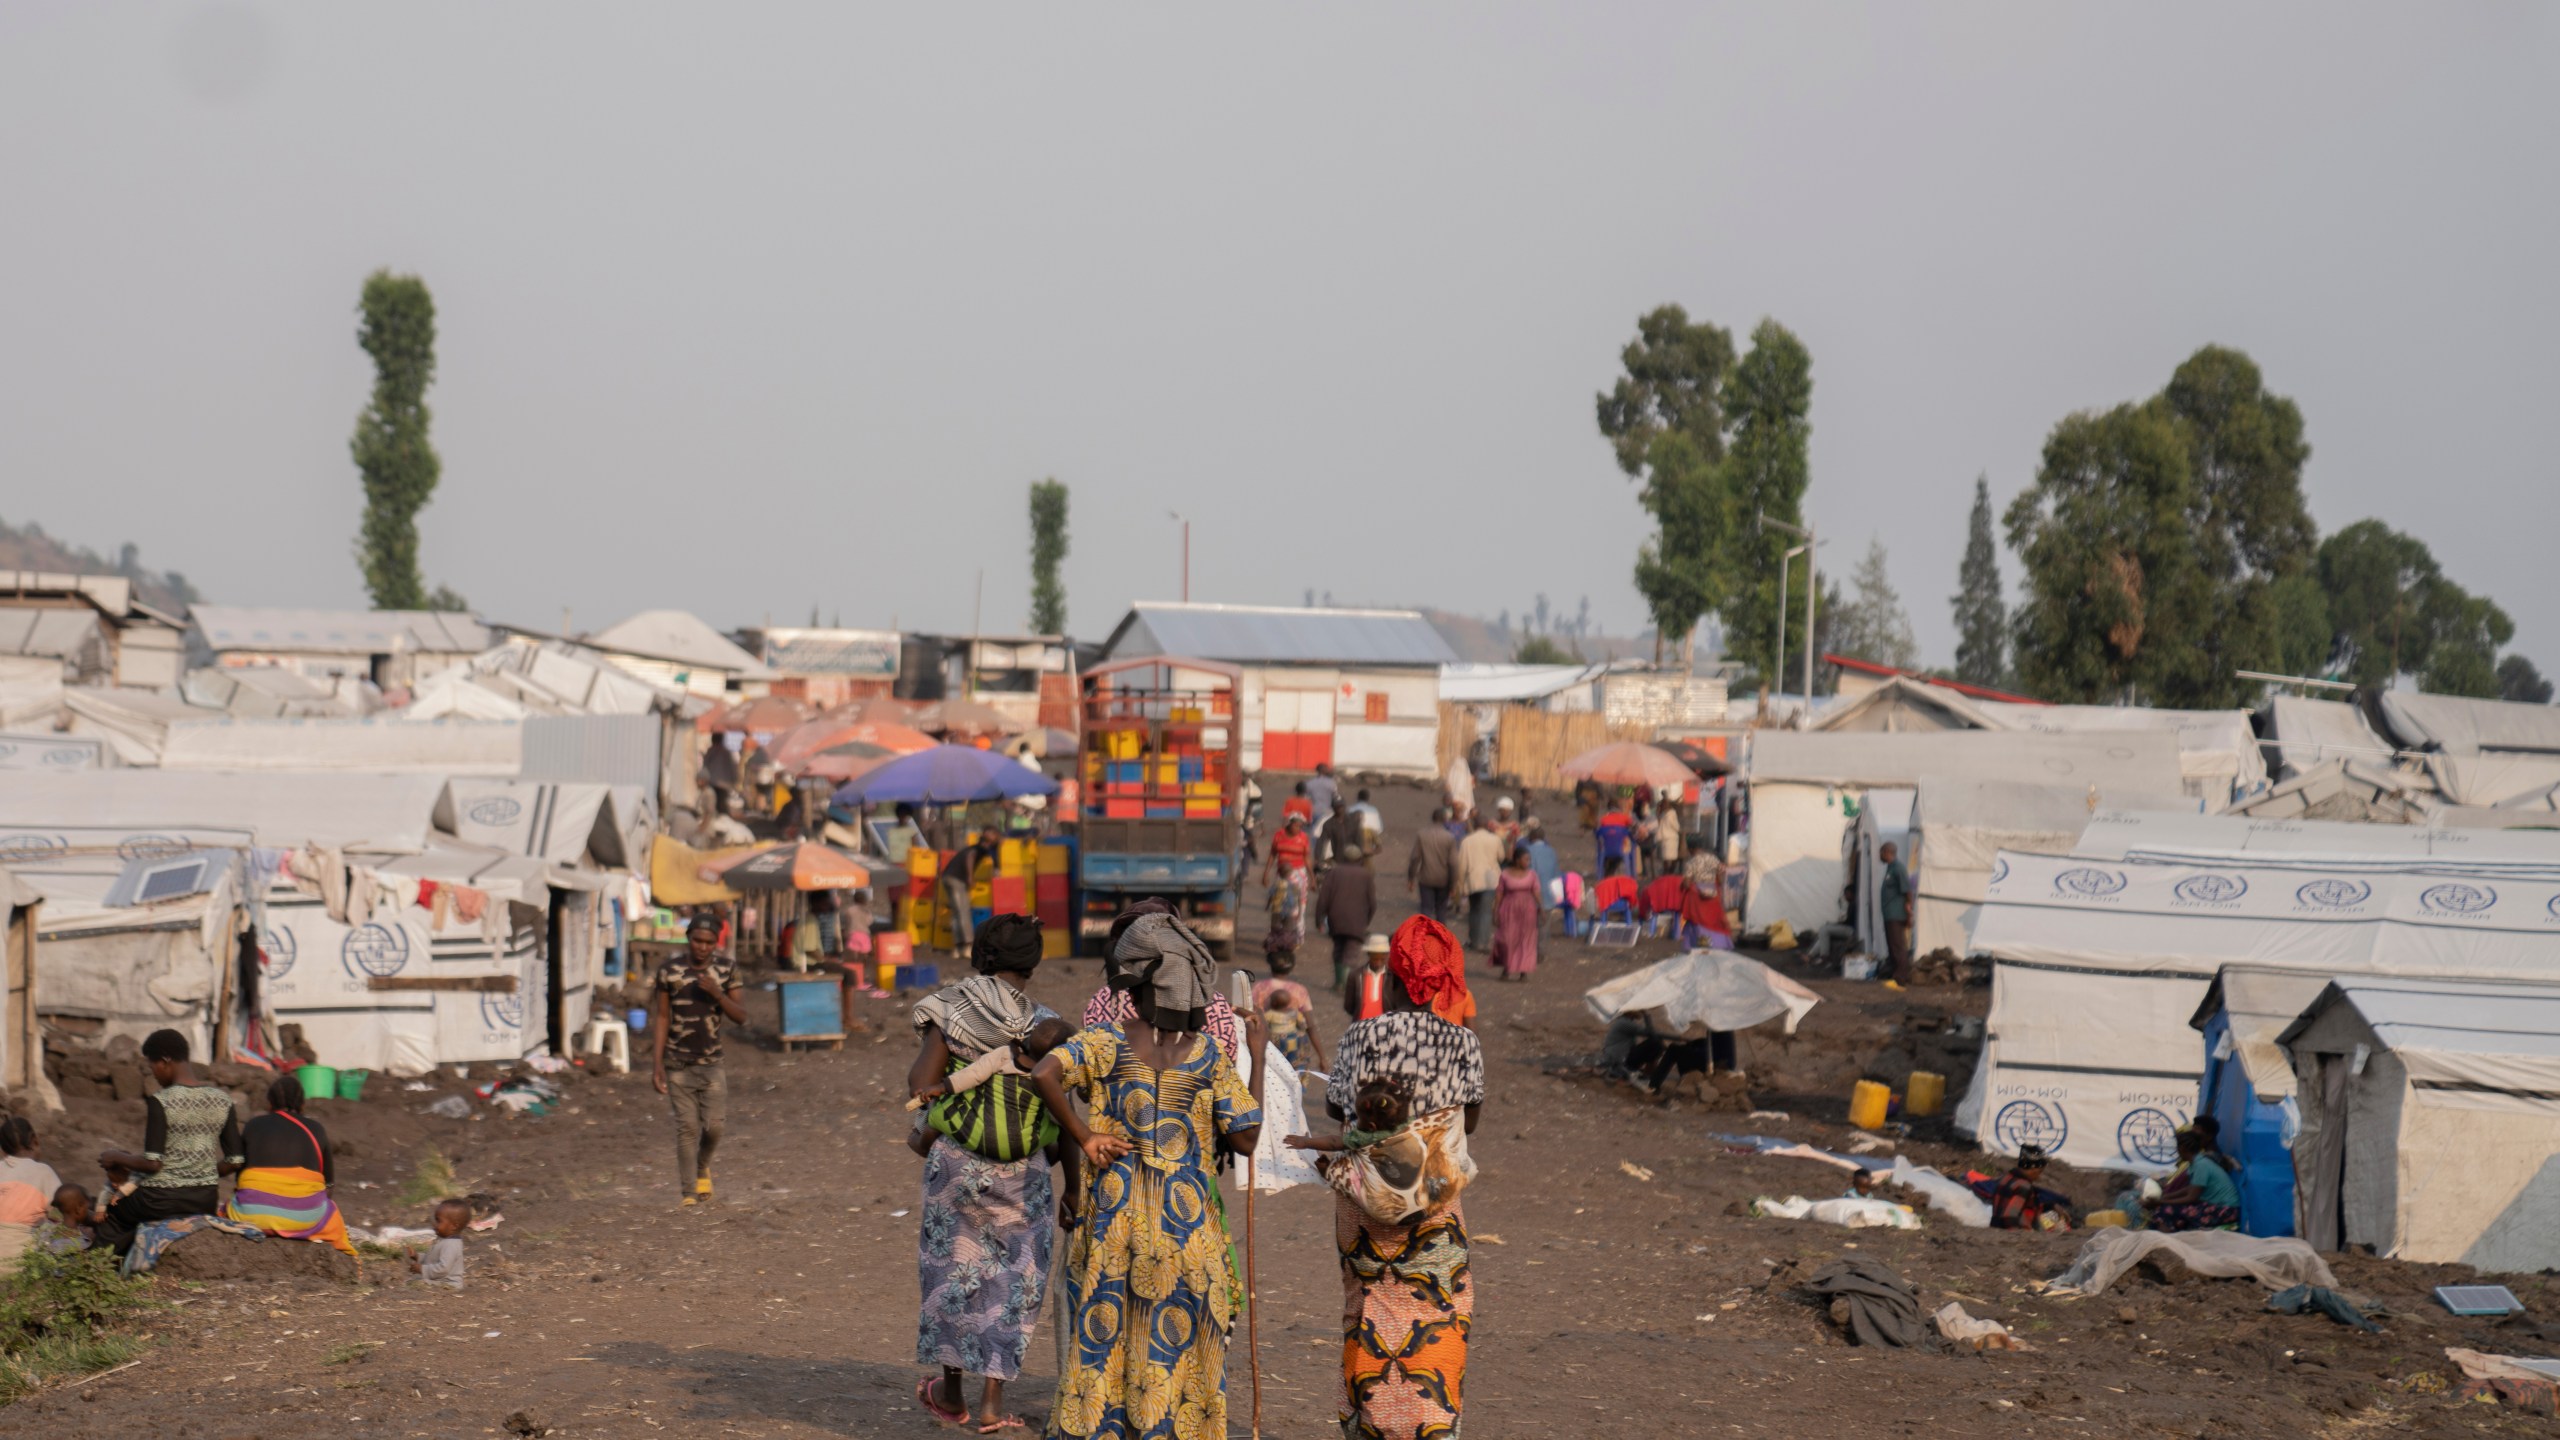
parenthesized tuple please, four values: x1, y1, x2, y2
(2282, 977, 2560, 1272)
(158, 717, 520, 774)
(0, 771, 447, 853)
(1976, 702, 2268, 809)
(1583, 951, 1822, 1035)
(1908, 781, 2196, 957)
(1957, 849, 2560, 1172)
(2072, 808, 2560, 879)
(1744, 730, 2182, 936)
(2265, 696, 2391, 779)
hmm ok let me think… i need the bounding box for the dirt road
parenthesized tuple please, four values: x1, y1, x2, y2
(13, 779, 2550, 1437)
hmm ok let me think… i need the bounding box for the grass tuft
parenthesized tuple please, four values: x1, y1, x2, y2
(0, 1245, 158, 1404)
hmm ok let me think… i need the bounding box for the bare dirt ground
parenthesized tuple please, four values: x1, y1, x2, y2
(13, 778, 2555, 1437)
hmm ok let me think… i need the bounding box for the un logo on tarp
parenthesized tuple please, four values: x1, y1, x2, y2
(480, 990, 525, 1031)
(2173, 873, 2247, 905)
(2118, 1108, 2181, 1165)
(2295, 879, 2371, 910)
(466, 796, 524, 826)
(2421, 882, 2495, 914)
(1994, 1100, 2068, 1153)
(262, 927, 297, 979)
(342, 924, 410, 978)
(2053, 867, 2127, 898)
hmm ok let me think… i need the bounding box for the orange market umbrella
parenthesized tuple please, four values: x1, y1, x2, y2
(771, 718, 937, 774)
(800, 740, 903, 783)
(1558, 740, 1701, 791)
(710, 843, 870, 891)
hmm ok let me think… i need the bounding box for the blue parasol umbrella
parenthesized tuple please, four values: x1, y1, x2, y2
(829, 743, 1061, 806)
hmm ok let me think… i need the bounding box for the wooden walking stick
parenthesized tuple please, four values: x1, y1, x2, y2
(1246, 1153, 1263, 1439)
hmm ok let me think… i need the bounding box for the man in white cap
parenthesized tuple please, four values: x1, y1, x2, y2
(1341, 933, 1393, 1021)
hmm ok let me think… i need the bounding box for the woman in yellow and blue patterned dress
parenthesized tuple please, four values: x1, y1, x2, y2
(1031, 909, 1265, 1440)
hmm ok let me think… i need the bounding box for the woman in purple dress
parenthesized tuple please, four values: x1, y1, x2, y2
(1488, 845, 1541, 981)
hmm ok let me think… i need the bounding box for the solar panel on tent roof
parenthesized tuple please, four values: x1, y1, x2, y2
(2435, 1285, 2524, 1316)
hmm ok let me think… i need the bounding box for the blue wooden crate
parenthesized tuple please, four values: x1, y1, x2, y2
(776, 977, 843, 1038)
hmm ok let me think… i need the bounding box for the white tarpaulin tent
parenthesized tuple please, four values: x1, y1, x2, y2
(21, 861, 242, 1059)
(1976, 702, 2268, 809)
(157, 717, 520, 774)
(439, 779, 628, 868)
(2265, 696, 2391, 780)
(2282, 977, 2560, 1272)
(1743, 730, 2183, 936)
(1958, 848, 2560, 1172)
(2073, 808, 2560, 880)
(1907, 783, 2196, 957)
(1584, 951, 1823, 1036)
(0, 771, 446, 853)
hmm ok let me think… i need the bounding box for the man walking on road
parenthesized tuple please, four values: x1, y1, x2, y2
(652, 916, 747, 1206)
(938, 832, 1000, 955)
(1458, 813, 1505, 952)
(1407, 806, 1460, 923)
(1316, 842, 1378, 987)
(1305, 762, 1341, 837)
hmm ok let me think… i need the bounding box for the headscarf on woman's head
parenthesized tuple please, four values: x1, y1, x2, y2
(1105, 900, 1216, 1033)
(1104, 896, 1175, 958)
(1388, 915, 1470, 1026)
(972, 912, 1046, 976)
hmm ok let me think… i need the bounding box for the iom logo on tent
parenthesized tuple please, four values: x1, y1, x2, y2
(466, 796, 524, 826)
(1988, 857, 2010, 886)
(2421, 882, 2496, 915)
(0, 834, 66, 861)
(479, 990, 525, 1032)
(341, 924, 411, 979)
(262, 927, 297, 979)
(2172, 873, 2247, 906)
(2117, 1108, 2182, 1166)
(2295, 878, 2371, 911)
(1994, 1100, 2068, 1153)
(2547, 895, 2560, 925)
(2052, 867, 2127, 898)
(117, 834, 191, 862)
(41, 746, 88, 768)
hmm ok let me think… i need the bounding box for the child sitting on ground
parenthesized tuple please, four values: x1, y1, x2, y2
(1841, 1168, 1883, 1201)
(48, 1183, 95, 1249)
(409, 1198, 471, 1290)
(906, 1017, 1076, 1161)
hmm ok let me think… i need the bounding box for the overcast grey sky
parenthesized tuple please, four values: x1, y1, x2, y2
(3, 4, 2554, 667)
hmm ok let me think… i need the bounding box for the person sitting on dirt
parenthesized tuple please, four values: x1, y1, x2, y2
(1987, 1145, 2072, 1231)
(93, 1029, 243, 1257)
(0, 1113, 63, 1201)
(410, 1197, 471, 1290)
(2187, 1114, 2239, 1177)
(224, 1074, 356, 1256)
(1842, 1169, 1884, 1201)
(48, 1182, 96, 1248)
(2144, 1128, 2241, 1233)
(904, 1016, 1074, 1160)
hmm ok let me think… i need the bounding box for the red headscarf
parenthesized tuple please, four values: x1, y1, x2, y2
(1388, 915, 1472, 1026)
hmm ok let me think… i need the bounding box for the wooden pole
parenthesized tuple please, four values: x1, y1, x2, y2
(1246, 1155, 1262, 1440)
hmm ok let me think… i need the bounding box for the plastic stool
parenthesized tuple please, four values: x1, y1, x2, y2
(577, 1016, 632, 1074)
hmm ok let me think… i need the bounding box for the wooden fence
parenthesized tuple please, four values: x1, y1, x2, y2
(1489, 706, 1651, 793)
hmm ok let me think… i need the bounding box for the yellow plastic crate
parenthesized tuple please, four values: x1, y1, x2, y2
(1041, 928, 1071, 960)
(1037, 842, 1071, 876)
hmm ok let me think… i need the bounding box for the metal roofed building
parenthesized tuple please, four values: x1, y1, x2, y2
(1100, 602, 1457, 776)
(0, 571, 187, 688)
(742, 626, 901, 708)
(186, 606, 490, 689)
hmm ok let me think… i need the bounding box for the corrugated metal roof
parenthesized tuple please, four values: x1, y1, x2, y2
(0, 607, 107, 661)
(1111, 603, 1458, 667)
(189, 607, 490, 655)
(756, 627, 900, 677)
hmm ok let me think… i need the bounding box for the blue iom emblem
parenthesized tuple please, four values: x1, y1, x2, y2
(2420, 882, 2495, 914)
(2118, 1108, 2182, 1166)
(0, 834, 66, 861)
(341, 924, 410, 979)
(262, 927, 297, 980)
(480, 990, 525, 1031)
(2295, 878, 2371, 910)
(117, 834, 190, 862)
(1989, 857, 2010, 886)
(2052, 867, 2127, 898)
(2172, 873, 2247, 906)
(466, 796, 524, 826)
(1994, 1100, 2068, 1153)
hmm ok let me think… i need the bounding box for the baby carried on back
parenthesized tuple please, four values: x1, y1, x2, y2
(1288, 1073, 1475, 1224)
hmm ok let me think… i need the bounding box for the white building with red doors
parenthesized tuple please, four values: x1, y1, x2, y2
(1096, 603, 1454, 777)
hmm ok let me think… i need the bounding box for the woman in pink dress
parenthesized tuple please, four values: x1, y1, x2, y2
(1488, 845, 1541, 981)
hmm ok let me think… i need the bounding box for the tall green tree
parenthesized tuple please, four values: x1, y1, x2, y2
(2161, 346, 2321, 693)
(1717, 321, 1815, 684)
(1027, 478, 1069, 634)
(2499, 655, 2554, 705)
(1597, 306, 1734, 662)
(349, 270, 445, 611)
(1830, 539, 1917, 669)
(1950, 475, 2006, 687)
(2315, 519, 2514, 696)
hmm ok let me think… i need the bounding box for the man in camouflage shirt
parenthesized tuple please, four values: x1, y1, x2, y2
(652, 916, 747, 1205)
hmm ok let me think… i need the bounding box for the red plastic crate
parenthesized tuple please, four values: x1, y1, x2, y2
(1035, 873, 1071, 904)
(989, 876, 1026, 914)
(1103, 799, 1143, 819)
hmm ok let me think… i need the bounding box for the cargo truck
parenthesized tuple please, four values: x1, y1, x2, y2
(1073, 656, 1242, 958)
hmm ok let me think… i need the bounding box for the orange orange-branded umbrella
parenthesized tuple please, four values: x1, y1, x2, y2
(1558, 740, 1701, 791)
(800, 740, 902, 783)
(771, 718, 937, 774)
(711, 843, 869, 891)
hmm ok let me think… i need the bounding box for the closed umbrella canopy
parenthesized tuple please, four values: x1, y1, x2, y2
(711, 842, 870, 891)
(831, 743, 1061, 806)
(1560, 740, 1701, 791)
(771, 718, 937, 774)
(1583, 952, 1822, 1036)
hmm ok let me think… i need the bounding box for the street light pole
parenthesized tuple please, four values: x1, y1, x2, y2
(1168, 510, 1190, 602)
(1758, 512, 1819, 723)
